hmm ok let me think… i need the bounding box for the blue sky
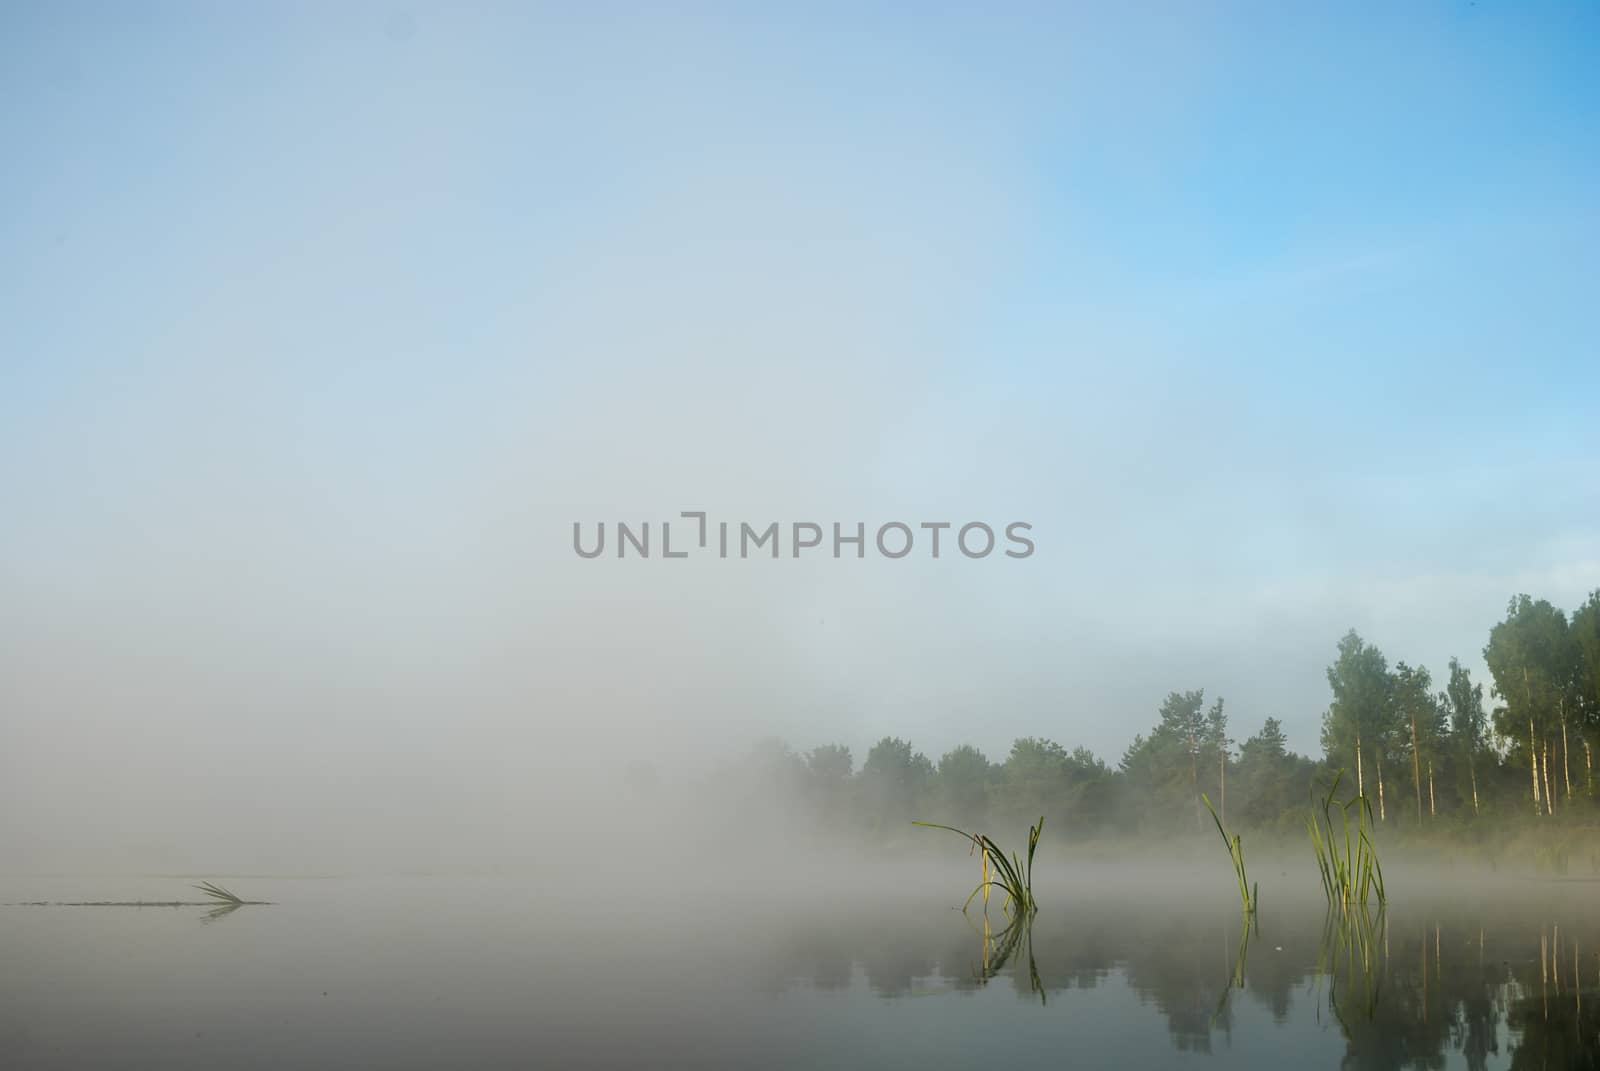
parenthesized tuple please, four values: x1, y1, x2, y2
(3, 5, 1599, 857)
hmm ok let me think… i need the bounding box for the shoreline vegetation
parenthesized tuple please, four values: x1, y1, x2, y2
(712, 592, 1600, 872)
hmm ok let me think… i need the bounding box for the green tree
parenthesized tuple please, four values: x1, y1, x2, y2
(1245, 717, 1288, 760)
(1203, 697, 1230, 823)
(806, 744, 853, 783)
(934, 744, 994, 824)
(861, 736, 933, 826)
(1569, 591, 1600, 797)
(997, 739, 1114, 831)
(1392, 662, 1447, 822)
(1441, 657, 1486, 814)
(998, 737, 1070, 822)
(1122, 690, 1207, 831)
(1064, 746, 1118, 830)
(1322, 630, 1396, 818)
(1484, 595, 1574, 815)
(1235, 717, 1296, 827)
(804, 744, 854, 820)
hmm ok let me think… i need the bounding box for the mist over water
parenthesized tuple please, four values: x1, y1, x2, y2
(4, 855, 1598, 1069)
(5, 3, 1600, 1068)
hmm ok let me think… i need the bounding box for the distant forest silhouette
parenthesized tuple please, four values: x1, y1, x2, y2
(710, 592, 1600, 845)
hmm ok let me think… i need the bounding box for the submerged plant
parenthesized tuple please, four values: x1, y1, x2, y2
(1201, 793, 1257, 918)
(1307, 770, 1387, 911)
(913, 816, 1043, 917)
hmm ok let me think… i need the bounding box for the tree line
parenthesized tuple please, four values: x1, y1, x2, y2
(722, 591, 1600, 837)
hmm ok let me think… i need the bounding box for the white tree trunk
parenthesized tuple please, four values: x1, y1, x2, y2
(1543, 741, 1555, 816)
(1411, 711, 1423, 824)
(1530, 716, 1541, 811)
(1376, 752, 1386, 821)
(1189, 733, 1200, 831)
(1356, 731, 1365, 799)
(1220, 751, 1226, 825)
(1561, 708, 1572, 802)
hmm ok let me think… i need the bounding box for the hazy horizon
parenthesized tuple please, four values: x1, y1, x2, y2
(4, 3, 1599, 874)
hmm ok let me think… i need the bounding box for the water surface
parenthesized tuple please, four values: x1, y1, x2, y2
(3, 865, 1596, 1068)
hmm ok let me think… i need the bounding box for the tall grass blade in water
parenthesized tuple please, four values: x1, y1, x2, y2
(1307, 770, 1387, 912)
(913, 817, 1043, 917)
(1201, 793, 1257, 918)
(192, 881, 245, 906)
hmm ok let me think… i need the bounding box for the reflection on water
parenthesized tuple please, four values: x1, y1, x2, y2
(1313, 905, 1386, 1023)
(199, 902, 242, 925)
(2, 870, 1598, 1068)
(969, 913, 1045, 1005)
(768, 882, 1600, 1068)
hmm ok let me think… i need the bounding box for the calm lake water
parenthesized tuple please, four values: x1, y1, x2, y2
(3, 864, 1597, 1069)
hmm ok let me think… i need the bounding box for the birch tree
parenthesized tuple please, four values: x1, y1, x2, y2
(1442, 657, 1486, 816)
(1484, 595, 1572, 815)
(1322, 630, 1394, 811)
